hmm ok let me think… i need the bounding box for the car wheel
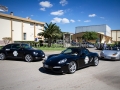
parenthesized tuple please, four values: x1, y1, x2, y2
(24, 54, 33, 62)
(68, 61, 77, 74)
(93, 56, 99, 66)
(0, 53, 6, 60)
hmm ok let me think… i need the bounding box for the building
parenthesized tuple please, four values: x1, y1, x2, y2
(72, 24, 112, 43)
(0, 12, 45, 45)
(111, 30, 120, 42)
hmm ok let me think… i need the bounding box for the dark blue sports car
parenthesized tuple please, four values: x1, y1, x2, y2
(43, 47, 99, 74)
(0, 43, 45, 62)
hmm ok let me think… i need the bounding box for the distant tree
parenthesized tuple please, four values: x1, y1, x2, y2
(2, 37, 12, 45)
(82, 31, 98, 41)
(38, 22, 62, 47)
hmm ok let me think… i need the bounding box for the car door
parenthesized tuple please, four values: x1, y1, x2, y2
(78, 50, 86, 67)
(82, 49, 92, 66)
(4, 44, 12, 57)
(78, 49, 91, 67)
(10, 44, 24, 58)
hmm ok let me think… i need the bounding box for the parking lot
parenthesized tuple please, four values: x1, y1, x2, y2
(0, 48, 120, 90)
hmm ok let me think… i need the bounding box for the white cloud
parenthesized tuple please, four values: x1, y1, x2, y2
(88, 14, 96, 17)
(51, 17, 62, 23)
(51, 17, 69, 23)
(70, 19, 75, 23)
(78, 20, 81, 22)
(40, 7, 46, 11)
(60, 0, 68, 6)
(84, 20, 91, 22)
(50, 10, 64, 16)
(61, 18, 70, 23)
(31, 15, 34, 16)
(39, 1, 53, 8)
(100, 17, 105, 19)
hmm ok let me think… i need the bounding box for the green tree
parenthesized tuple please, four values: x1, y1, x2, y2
(82, 31, 98, 41)
(38, 22, 62, 47)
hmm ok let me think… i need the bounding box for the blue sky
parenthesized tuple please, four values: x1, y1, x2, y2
(0, 0, 120, 33)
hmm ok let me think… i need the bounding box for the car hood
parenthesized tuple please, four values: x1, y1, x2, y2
(102, 50, 120, 55)
(45, 54, 77, 65)
(26, 48, 44, 54)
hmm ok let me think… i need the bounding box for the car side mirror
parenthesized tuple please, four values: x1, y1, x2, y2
(81, 53, 86, 56)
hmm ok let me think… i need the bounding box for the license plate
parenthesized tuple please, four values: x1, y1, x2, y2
(44, 64, 48, 68)
(111, 57, 116, 59)
(105, 56, 111, 59)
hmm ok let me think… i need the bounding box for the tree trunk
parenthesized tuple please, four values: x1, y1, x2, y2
(48, 38, 52, 47)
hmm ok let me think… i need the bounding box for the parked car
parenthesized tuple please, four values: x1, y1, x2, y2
(95, 43, 104, 50)
(81, 42, 95, 48)
(100, 46, 120, 60)
(43, 47, 99, 74)
(0, 43, 45, 62)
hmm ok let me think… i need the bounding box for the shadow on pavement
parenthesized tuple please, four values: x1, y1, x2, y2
(100, 59, 119, 62)
(39, 67, 64, 76)
(4, 58, 43, 62)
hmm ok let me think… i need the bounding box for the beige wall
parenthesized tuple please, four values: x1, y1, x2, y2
(35, 24, 44, 40)
(111, 31, 116, 41)
(111, 30, 120, 42)
(12, 20, 22, 41)
(0, 13, 44, 42)
(0, 17, 11, 40)
(72, 32, 112, 43)
(23, 22, 34, 41)
(117, 31, 120, 41)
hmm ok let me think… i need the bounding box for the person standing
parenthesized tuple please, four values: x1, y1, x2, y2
(103, 41, 107, 50)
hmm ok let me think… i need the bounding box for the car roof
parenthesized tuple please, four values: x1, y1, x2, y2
(67, 47, 86, 50)
(6, 43, 28, 46)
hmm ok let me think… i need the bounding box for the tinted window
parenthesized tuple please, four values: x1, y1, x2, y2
(63, 49, 72, 54)
(62, 48, 79, 55)
(21, 44, 32, 49)
(5, 44, 11, 49)
(11, 44, 21, 49)
(82, 49, 89, 54)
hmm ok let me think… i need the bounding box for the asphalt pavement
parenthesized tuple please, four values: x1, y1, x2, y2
(0, 48, 120, 90)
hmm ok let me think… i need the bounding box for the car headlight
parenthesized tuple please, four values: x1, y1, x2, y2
(58, 58, 67, 64)
(113, 52, 118, 55)
(44, 56, 48, 60)
(33, 52, 38, 55)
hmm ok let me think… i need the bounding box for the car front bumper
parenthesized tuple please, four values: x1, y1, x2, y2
(100, 55, 120, 60)
(43, 63, 69, 73)
(33, 54, 45, 60)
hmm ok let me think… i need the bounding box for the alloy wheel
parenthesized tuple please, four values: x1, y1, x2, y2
(25, 54, 33, 62)
(68, 61, 77, 74)
(0, 53, 5, 60)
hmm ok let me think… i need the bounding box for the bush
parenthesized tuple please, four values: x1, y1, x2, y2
(14, 41, 40, 47)
(14, 41, 64, 48)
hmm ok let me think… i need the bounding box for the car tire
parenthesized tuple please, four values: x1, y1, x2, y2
(68, 61, 77, 74)
(24, 54, 33, 62)
(0, 53, 6, 60)
(93, 56, 99, 66)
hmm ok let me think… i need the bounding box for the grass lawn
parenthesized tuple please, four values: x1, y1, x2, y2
(0, 46, 3, 49)
(0, 46, 66, 51)
(35, 47, 66, 51)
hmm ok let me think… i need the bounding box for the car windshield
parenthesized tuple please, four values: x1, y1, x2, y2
(61, 48, 79, 55)
(105, 47, 120, 50)
(21, 44, 32, 49)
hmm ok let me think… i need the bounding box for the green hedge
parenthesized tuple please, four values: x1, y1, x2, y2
(14, 41, 41, 47)
(14, 41, 64, 48)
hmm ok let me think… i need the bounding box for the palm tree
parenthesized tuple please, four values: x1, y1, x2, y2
(38, 22, 62, 47)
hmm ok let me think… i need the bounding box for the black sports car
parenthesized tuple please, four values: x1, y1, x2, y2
(43, 47, 99, 74)
(0, 43, 45, 62)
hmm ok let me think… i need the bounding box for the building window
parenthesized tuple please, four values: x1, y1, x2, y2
(30, 23, 34, 28)
(23, 33, 26, 40)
